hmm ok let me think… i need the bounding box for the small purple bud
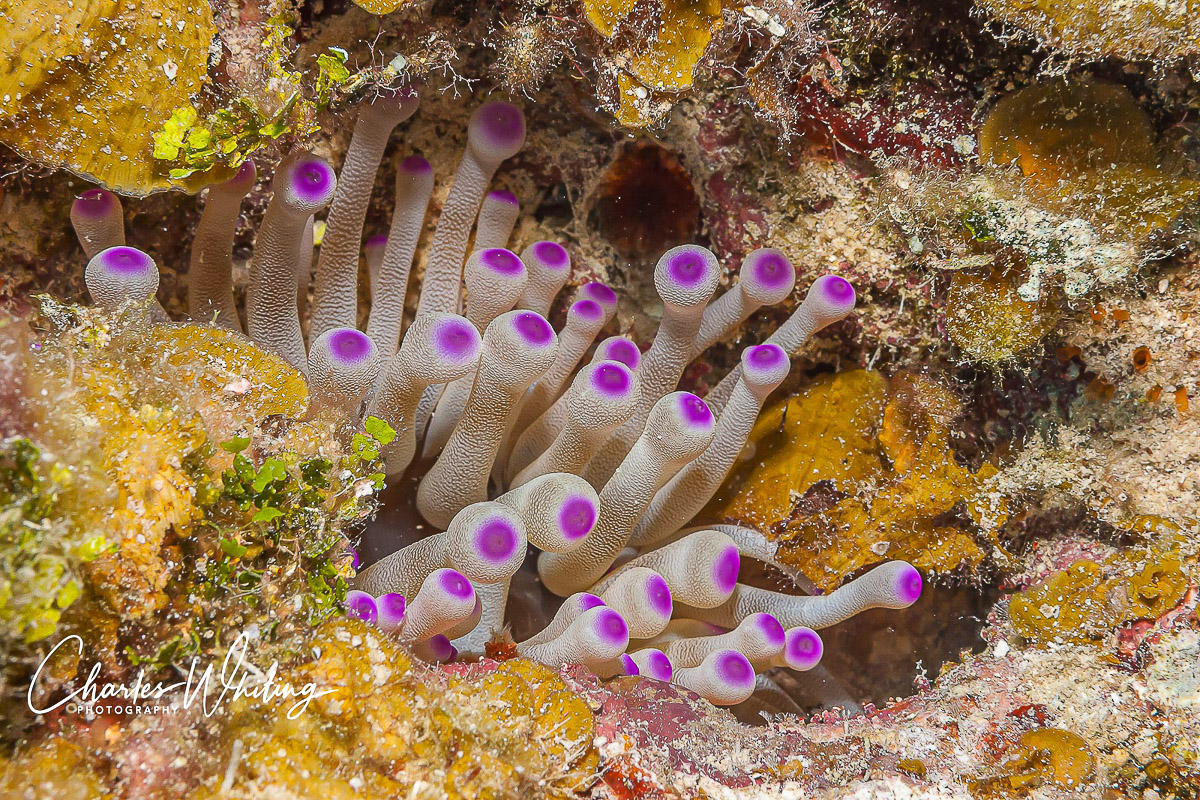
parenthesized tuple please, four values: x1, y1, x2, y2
(400, 155, 432, 174)
(667, 249, 710, 288)
(74, 188, 116, 218)
(558, 494, 598, 541)
(601, 339, 641, 370)
(754, 613, 785, 647)
(646, 573, 673, 618)
(290, 157, 336, 205)
(480, 247, 524, 275)
(476, 518, 520, 563)
(434, 317, 481, 362)
(895, 562, 923, 606)
(816, 274, 855, 309)
(644, 650, 673, 682)
(578, 593, 606, 612)
(677, 393, 714, 428)
(377, 593, 407, 631)
(595, 608, 629, 647)
(440, 569, 476, 600)
(531, 241, 569, 269)
(745, 343, 787, 370)
(327, 328, 374, 364)
(591, 362, 633, 397)
(488, 189, 519, 205)
(581, 282, 617, 307)
(746, 250, 794, 290)
(785, 627, 823, 670)
(513, 311, 553, 346)
(620, 654, 639, 676)
(715, 651, 753, 686)
(712, 545, 740, 594)
(571, 299, 604, 321)
(345, 590, 378, 624)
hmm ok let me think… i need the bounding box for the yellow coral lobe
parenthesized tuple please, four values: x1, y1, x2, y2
(629, 0, 722, 92)
(0, 0, 217, 195)
(946, 265, 1058, 363)
(972, 728, 1095, 797)
(348, 0, 409, 14)
(585, 0, 639, 36)
(974, 0, 1195, 61)
(148, 325, 309, 424)
(1009, 549, 1189, 647)
(705, 370, 1006, 588)
(979, 82, 1200, 240)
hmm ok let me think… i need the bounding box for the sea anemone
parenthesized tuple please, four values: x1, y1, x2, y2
(70, 86, 921, 708)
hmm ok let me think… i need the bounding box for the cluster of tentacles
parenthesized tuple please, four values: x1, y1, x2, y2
(71, 86, 922, 708)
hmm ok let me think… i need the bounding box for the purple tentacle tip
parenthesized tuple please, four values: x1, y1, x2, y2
(481, 247, 524, 275)
(290, 157, 335, 205)
(473, 101, 526, 150)
(582, 282, 617, 306)
(712, 545, 741, 594)
(620, 654, 639, 676)
(755, 613, 786, 647)
(817, 274, 856, 309)
(400, 155, 432, 174)
(677, 393, 714, 428)
(346, 544, 361, 570)
(74, 188, 114, 217)
(785, 627, 823, 670)
(366, 234, 389, 248)
(645, 651, 673, 682)
(580, 593, 606, 612)
(434, 317, 481, 362)
(489, 190, 519, 205)
(602, 339, 641, 370)
(595, 608, 629, 647)
(328, 328, 375, 364)
(646, 573, 673, 618)
(745, 343, 787, 370)
(99, 246, 154, 275)
(591, 362, 633, 397)
(475, 518, 520, 563)
(514, 311, 554, 346)
(667, 249, 711, 288)
(377, 593, 407, 629)
(531, 241, 569, 269)
(559, 495, 598, 541)
(425, 635, 455, 662)
(747, 250, 794, 289)
(895, 562, 923, 605)
(440, 569, 476, 600)
(571, 299, 605, 321)
(716, 651, 754, 686)
(345, 590, 378, 624)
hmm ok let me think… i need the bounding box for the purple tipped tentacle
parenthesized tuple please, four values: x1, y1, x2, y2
(248, 151, 336, 372)
(365, 153, 435, 356)
(307, 327, 381, 416)
(189, 162, 256, 331)
(472, 190, 522, 253)
(417, 101, 526, 318)
(71, 188, 125, 259)
(311, 88, 420, 339)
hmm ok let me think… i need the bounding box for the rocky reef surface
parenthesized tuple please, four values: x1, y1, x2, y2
(0, 0, 1198, 797)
